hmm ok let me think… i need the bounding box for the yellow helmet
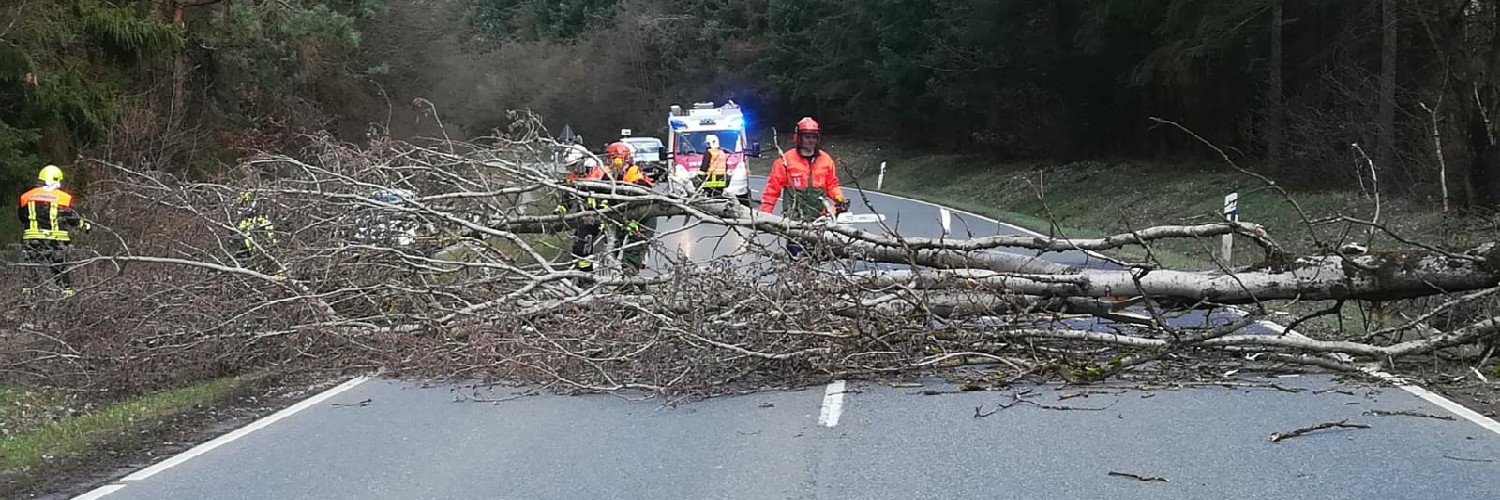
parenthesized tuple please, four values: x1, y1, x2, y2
(39, 165, 63, 184)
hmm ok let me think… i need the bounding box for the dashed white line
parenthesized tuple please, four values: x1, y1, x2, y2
(857, 185, 1500, 439)
(818, 380, 848, 427)
(70, 375, 373, 499)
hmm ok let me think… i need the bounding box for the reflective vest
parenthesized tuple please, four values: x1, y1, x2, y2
(18, 187, 76, 241)
(584, 163, 653, 186)
(579, 163, 653, 210)
(702, 148, 729, 188)
(237, 215, 277, 253)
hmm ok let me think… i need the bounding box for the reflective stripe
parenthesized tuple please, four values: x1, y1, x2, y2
(26, 201, 38, 235)
(22, 201, 67, 241)
(238, 216, 277, 251)
(703, 149, 729, 188)
(49, 203, 60, 239)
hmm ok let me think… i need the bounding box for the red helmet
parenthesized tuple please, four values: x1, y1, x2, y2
(606, 142, 633, 162)
(793, 116, 822, 147)
(796, 117, 820, 134)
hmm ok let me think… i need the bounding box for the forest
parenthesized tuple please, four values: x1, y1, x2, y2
(3, 0, 1500, 215)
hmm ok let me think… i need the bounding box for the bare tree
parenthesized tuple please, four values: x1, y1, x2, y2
(4, 113, 1499, 401)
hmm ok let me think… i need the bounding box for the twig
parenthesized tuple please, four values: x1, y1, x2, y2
(1442, 455, 1495, 463)
(454, 389, 540, 404)
(1108, 471, 1168, 482)
(1269, 420, 1371, 442)
(331, 398, 372, 408)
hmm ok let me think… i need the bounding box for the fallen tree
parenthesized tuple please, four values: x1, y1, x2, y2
(3, 116, 1497, 400)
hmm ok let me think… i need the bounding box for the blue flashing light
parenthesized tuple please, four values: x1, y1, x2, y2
(670, 119, 688, 130)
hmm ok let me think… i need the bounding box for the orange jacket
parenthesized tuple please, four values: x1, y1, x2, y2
(760, 149, 844, 213)
(584, 163, 653, 187)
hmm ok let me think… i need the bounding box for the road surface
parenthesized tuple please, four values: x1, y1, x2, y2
(66, 177, 1500, 500)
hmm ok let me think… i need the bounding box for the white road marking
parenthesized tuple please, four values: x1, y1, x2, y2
(818, 380, 848, 427)
(853, 184, 1500, 438)
(1387, 380, 1500, 435)
(120, 376, 371, 482)
(70, 484, 125, 500)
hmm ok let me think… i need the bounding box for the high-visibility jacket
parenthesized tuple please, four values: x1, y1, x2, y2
(18, 187, 80, 241)
(760, 149, 845, 218)
(575, 163, 653, 210)
(584, 163, 654, 186)
(237, 214, 277, 253)
(699, 147, 729, 188)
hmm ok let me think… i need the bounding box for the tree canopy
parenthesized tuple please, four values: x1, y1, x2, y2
(5, 0, 1500, 209)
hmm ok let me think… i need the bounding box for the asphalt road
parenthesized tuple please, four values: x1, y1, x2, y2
(66, 176, 1500, 499)
(79, 377, 1500, 500)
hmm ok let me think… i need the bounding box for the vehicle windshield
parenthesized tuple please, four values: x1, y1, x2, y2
(623, 139, 662, 155)
(675, 130, 741, 155)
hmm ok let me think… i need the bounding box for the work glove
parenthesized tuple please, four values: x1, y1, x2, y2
(77, 220, 93, 232)
(833, 198, 850, 214)
(627, 220, 642, 235)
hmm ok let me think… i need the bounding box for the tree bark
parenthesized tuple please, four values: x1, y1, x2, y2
(1377, 0, 1398, 172)
(856, 246, 1500, 304)
(1462, 0, 1500, 208)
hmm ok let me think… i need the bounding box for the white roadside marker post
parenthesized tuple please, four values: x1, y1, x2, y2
(878, 161, 887, 190)
(940, 208, 952, 237)
(1223, 192, 1239, 264)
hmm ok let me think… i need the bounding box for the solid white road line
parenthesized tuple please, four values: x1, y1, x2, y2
(818, 380, 848, 427)
(69, 375, 374, 500)
(853, 184, 1500, 438)
(121, 375, 372, 481)
(1390, 381, 1500, 435)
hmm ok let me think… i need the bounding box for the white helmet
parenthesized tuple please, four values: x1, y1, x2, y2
(704, 135, 720, 149)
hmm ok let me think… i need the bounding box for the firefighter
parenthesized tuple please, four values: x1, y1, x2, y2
(568, 141, 658, 279)
(758, 117, 849, 258)
(233, 190, 280, 274)
(17, 165, 90, 296)
(696, 134, 730, 197)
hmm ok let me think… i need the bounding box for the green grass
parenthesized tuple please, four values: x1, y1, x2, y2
(0, 377, 243, 473)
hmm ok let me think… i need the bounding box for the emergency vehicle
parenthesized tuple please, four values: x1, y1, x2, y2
(666, 101, 761, 203)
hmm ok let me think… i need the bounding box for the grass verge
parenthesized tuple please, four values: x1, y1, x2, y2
(0, 377, 245, 476)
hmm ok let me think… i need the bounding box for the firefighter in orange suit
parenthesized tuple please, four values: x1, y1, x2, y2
(759, 117, 849, 257)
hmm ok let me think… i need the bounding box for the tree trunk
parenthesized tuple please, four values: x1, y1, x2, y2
(1268, 0, 1285, 174)
(1462, 0, 1500, 208)
(1376, 0, 1398, 171)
